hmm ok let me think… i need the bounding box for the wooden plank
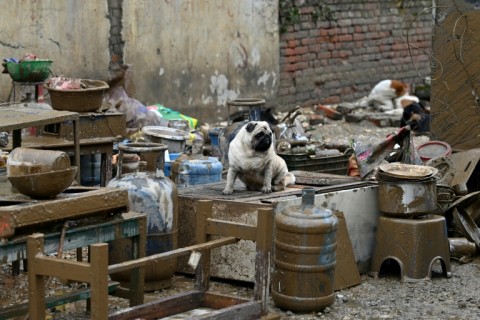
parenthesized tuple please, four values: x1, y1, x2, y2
(196, 301, 262, 320)
(0, 188, 129, 234)
(108, 237, 238, 275)
(33, 256, 93, 282)
(109, 291, 204, 320)
(333, 211, 361, 290)
(431, 8, 480, 150)
(109, 291, 262, 320)
(0, 105, 79, 132)
(128, 212, 146, 306)
(206, 219, 257, 241)
(202, 292, 251, 308)
(291, 170, 360, 186)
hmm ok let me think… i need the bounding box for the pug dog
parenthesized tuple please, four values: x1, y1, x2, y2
(222, 121, 295, 194)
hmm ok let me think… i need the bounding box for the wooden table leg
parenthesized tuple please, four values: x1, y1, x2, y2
(72, 118, 81, 183)
(129, 214, 146, 306)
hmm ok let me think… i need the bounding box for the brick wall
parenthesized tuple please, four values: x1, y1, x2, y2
(276, 0, 433, 108)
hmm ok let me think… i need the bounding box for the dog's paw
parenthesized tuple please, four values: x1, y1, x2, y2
(272, 184, 285, 192)
(222, 188, 234, 195)
(262, 186, 272, 194)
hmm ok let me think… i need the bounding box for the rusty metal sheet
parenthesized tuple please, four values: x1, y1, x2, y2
(291, 170, 360, 186)
(449, 149, 480, 187)
(334, 211, 361, 290)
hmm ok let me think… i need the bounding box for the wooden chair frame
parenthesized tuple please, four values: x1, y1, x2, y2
(26, 199, 276, 319)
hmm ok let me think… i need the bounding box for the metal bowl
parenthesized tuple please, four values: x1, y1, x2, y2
(141, 126, 189, 153)
(377, 177, 437, 217)
(8, 167, 77, 199)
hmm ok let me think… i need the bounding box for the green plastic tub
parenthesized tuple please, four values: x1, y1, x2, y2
(5, 59, 53, 83)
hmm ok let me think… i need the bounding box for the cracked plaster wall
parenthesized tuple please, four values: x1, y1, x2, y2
(122, 0, 279, 123)
(0, 0, 278, 124)
(0, 1, 111, 100)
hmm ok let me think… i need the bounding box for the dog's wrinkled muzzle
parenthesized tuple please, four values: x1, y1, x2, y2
(253, 131, 272, 152)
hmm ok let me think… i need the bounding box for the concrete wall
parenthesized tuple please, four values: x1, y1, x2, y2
(0, 1, 111, 99)
(0, 1, 435, 125)
(123, 0, 279, 122)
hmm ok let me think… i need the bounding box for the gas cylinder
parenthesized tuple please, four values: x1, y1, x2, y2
(107, 142, 178, 291)
(272, 187, 338, 312)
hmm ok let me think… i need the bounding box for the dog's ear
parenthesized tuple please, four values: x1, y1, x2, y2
(245, 122, 257, 133)
(391, 80, 407, 96)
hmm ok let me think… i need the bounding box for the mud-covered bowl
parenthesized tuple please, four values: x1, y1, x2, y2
(8, 167, 77, 199)
(5, 59, 53, 82)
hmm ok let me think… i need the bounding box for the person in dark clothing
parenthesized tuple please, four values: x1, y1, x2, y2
(400, 101, 430, 134)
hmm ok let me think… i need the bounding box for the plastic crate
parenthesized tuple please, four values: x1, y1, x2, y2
(279, 149, 352, 175)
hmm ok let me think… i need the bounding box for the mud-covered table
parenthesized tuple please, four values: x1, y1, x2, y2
(0, 104, 81, 181)
(0, 187, 147, 318)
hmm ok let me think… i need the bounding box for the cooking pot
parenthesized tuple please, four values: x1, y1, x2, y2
(377, 177, 437, 217)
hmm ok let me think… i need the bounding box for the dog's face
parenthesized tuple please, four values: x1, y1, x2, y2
(244, 121, 273, 153)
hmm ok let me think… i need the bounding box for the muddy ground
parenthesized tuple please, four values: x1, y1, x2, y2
(1, 115, 480, 319)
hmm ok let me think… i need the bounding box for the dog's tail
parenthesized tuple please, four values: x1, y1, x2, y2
(282, 172, 296, 187)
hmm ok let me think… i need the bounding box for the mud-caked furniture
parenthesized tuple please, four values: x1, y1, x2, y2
(0, 104, 81, 181)
(177, 180, 379, 280)
(370, 215, 451, 281)
(371, 164, 452, 281)
(0, 187, 147, 318)
(24, 200, 278, 319)
(6, 110, 126, 186)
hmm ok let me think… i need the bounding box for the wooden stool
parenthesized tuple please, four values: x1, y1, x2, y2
(370, 215, 451, 282)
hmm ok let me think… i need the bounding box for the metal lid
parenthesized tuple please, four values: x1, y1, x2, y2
(377, 163, 438, 181)
(142, 126, 189, 141)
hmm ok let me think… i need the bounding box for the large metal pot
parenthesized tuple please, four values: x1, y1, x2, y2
(377, 178, 437, 217)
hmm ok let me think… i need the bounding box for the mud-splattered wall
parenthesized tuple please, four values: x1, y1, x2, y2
(0, 1, 111, 98)
(0, 1, 435, 125)
(431, 0, 480, 150)
(122, 0, 279, 123)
